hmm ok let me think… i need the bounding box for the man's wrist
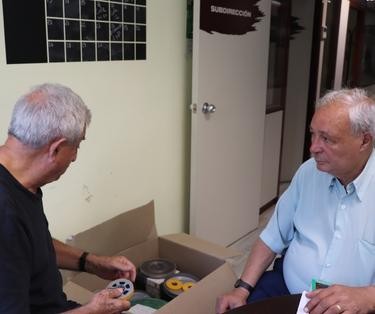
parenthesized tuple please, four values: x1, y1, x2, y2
(78, 252, 89, 272)
(234, 278, 255, 295)
(234, 286, 251, 300)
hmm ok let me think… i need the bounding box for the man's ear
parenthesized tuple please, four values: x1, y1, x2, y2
(48, 138, 67, 159)
(360, 133, 372, 150)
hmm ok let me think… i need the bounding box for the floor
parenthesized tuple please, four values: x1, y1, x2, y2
(226, 205, 275, 276)
(226, 182, 289, 277)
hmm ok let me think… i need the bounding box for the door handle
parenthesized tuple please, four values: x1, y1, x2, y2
(202, 103, 216, 114)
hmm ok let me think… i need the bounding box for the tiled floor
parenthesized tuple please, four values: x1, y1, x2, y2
(227, 182, 289, 277)
(226, 205, 275, 277)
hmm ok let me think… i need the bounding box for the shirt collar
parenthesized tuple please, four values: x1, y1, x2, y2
(351, 149, 375, 201)
(325, 149, 375, 200)
(328, 175, 336, 189)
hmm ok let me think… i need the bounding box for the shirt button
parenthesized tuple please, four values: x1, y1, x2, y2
(326, 263, 331, 268)
(335, 233, 341, 239)
(341, 204, 346, 209)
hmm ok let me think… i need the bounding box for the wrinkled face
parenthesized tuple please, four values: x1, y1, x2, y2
(54, 142, 80, 178)
(309, 103, 366, 182)
(48, 135, 85, 183)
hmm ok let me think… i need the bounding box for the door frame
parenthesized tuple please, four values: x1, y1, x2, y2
(303, 0, 350, 161)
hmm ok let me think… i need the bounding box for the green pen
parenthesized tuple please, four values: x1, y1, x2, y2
(311, 278, 331, 290)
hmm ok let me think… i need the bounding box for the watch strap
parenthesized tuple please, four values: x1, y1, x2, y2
(78, 251, 89, 272)
(234, 278, 255, 294)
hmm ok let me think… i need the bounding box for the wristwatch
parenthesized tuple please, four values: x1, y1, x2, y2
(234, 278, 255, 294)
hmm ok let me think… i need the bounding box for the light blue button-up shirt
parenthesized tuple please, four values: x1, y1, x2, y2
(260, 150, 375, 293)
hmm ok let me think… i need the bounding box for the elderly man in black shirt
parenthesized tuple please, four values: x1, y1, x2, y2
(0, 83, 136, 314)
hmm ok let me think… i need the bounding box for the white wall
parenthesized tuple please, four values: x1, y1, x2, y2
(0, 1, 190, 241)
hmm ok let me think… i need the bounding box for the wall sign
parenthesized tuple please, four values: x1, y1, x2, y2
(200, 0, 264, 35)
(2, 0, 146, 64)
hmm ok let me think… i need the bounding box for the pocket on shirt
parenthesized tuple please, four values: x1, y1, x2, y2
(356, 239, 375, 286)
(361, 219, 375, 244)
(358, 238, 375, 255)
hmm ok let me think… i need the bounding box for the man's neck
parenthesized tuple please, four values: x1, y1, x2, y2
(337, 148, 373, 187)
(0, 136, 44, 193)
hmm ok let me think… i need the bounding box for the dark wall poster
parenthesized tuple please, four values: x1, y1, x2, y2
(2, 0, 147, 64)
(200, 0, 265, 35)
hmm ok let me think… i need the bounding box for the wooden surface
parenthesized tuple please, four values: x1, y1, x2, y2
(225, 294, 302, 314)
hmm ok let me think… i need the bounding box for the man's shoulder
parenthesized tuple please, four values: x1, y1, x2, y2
(0, 179, 14, 202)
(0, 173, 26, 218)
(0, 185, 18, 218)
(297, 158, 317, 175)
(294, 158, 332, 184)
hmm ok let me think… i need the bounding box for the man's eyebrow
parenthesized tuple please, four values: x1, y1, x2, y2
(309, 128, 332, 137)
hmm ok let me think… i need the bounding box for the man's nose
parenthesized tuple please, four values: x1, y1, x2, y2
(310, 138, 321, 154)
(72, 150, 78, 162)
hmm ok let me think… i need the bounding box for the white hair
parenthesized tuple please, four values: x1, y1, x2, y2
(317, 88, 375, 138)
(8, 83, 91, 148)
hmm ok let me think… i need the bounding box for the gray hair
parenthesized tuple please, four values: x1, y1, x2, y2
(316, 88, 375, 138)
(8, 83, 91, 148)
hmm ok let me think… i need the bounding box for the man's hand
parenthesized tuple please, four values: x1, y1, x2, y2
(216, 288, 249, 314)
(85, 254, 136, 282)
(305, 285, 375, 314)
(64, 288, 130, 314)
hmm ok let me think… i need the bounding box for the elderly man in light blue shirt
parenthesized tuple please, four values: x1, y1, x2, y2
(217, 88, 375, 314)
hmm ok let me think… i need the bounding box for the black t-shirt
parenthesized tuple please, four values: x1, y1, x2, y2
(0, 164, 79, 313)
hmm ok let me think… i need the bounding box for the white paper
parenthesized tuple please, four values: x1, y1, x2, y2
(123, 304, 156, 314)
(296, 291, 309, 314)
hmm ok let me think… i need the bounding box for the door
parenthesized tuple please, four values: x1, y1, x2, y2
(317, 0, 349, 98)
(189, 0, 272, 246)
(304, 0, 350, 160)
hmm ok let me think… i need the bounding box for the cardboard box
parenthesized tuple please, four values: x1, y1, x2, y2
(63, 201, 240, 314)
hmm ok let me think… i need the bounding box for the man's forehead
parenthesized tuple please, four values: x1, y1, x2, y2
(311, 104, 350, 134)
(314, 103, 348, 122)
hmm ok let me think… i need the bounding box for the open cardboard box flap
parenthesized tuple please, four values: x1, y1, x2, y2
(63, 281, 93, 305)
(66, 201, 241, 259)
(66, 201, 157, 255)
(161, 233, 241, 260)
(63, 201, 240, 313)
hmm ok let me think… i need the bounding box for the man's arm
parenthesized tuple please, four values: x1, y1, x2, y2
(53, 238, 136, 281)
(53, 238, 83, 270)
(216, 238, 276, 313)
(239, 238, 276, 288)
